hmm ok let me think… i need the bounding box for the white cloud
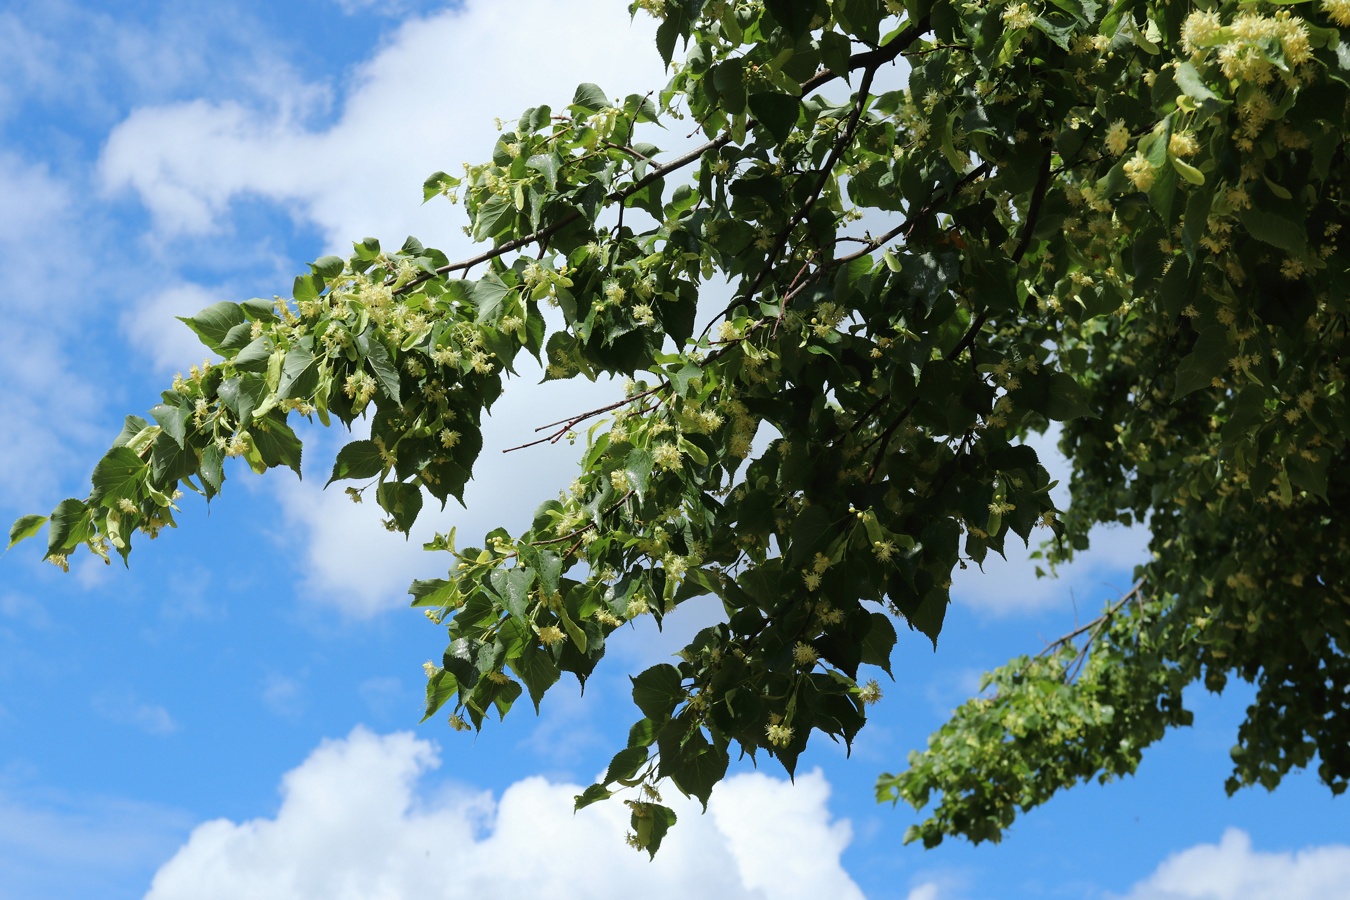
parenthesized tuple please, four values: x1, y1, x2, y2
(0, 152, 104, 512)
(261, 674, 306, 720)
(92, 688, 179, 736)
(121, 282, 231, 373)
(145, 726, 865, 900)
(951, 519, 1148, 616)
(0, 151, 70, 246)
(101, 0, 668, 252)
(1116, 829, 1350, 900)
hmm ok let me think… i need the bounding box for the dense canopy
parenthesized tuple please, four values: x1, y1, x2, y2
(14, 0, 1350, 853)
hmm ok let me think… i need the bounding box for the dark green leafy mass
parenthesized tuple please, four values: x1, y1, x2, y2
(17, 0, 1350, 854)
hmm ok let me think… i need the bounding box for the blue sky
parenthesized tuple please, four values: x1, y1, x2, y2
(1, 1, 1347, 897)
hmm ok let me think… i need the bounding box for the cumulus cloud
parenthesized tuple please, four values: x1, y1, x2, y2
(1116, 829, 1350, 900)
(146, 726, 865, 900)
(101, 0, 669, 251)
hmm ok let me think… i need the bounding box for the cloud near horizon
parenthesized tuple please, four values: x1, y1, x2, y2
(145, 726, 865, 900)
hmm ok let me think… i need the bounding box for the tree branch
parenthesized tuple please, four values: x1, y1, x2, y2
(400, 17, 932, 294)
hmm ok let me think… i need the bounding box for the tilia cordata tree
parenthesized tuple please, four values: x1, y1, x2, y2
(13, 0, 1350, 853)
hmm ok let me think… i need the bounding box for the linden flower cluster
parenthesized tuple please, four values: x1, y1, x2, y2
(653, 443, 683, 471)
(1104, 120, 1130, 157)
(809, 302, 848, 339)
(801, 551, 832, 591)
(765, 722, 794, 748)
(1183, 8, 1314, 85)
(1001, 2, 1038, 31)
(793, 641, 819, 668)
(1327, 0, 1350, 27)
(536, 624, 567, 646)
(1124, 152, 1156, 192)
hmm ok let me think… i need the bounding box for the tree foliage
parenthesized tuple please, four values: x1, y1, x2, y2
(15, 0, 1350, 854)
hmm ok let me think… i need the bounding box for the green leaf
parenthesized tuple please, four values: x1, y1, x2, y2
(491, 679, 523, 719)
(519, 544, 563, 597)
(217, 375, 267, 426)
(632, 803, 676, 858)
(819, 30, 853, 76)
(178, 302, 245, 353)
(293, 273, 320, 304)
(667, 728, 729, 811)
(906, 589, 948, 648)
(421, 670, 459, 722)
(1043, 372, 1097, 420)
(471, 275, 512, 325)
(624, 449, 654, 501)
(604, 745, 650, 785)
(8, 514, 47, 550)
(151, 431, 195, 483)
(327, 440, 386, 485)
(1239, 207, 1307, 255)
(1173, 328, 1229, 398)
(748, 92, 800, 144)
(250, 415, 303, 476)
(409, 578, 455, 608)
(860, 612, 898, 676)
(90, 447, 147, 506)
(574, 783, 613, 811)
(278, 346, 320, 400)
(572, 82, 609, 112)
(355, 330, 401, 404)
(376, 481, 423, 534)
(511, 643, 561, 712)
(1174, 61, 1218, 101)
(232, 337, 274, 373)
(766, 0, 814, 38)
(632, 664, 684, 721)
(46, 498, 90, 556)
(472, 194, 515, 242)
(526, 153, 560, 192)
(150, 403, 191, 448)
(200, 444, 224, 498)
(559, 606, 588, 654)
(311, 255, 344, 279)
(497, 566, 535, 620)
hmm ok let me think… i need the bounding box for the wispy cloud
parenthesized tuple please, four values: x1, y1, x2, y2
(92, 688, 179, 736)
(0, 785, 191, 899)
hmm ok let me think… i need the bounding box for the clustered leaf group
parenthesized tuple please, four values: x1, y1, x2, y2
(16, 0, 1350, 853)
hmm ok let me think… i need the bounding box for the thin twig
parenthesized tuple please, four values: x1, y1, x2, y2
(501, 385, 668, 453)
(1034, 581, 1143, 661)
